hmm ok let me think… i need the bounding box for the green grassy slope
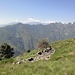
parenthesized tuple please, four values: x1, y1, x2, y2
(0, 38, 75, 75)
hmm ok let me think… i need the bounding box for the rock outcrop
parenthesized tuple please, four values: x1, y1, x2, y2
(12, 46, 55, 64)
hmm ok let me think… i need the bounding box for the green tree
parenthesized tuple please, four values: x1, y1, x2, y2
(0, 43, 14, 60)
(36, 38, 50, 50)
(26, 50, 31, 53)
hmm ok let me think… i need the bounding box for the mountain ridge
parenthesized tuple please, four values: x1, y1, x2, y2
(0, 22, 75, 56)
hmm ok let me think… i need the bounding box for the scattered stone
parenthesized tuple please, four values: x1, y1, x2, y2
(45, 49, 50, 52)
(28, 58, 34, 61)
(47, 47, 50, 50)
(47, 56, 49, 58)
(38, 52, 42, 55)
(12, 62, 15, 65)
(51, 49, 55, 54)
(21, 59, 25, 62)
(45, 57, 49, 60)
(12, 47, 55, 64)
(16, 61, 21, 64)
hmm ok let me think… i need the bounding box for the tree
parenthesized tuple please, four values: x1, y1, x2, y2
(26, 50, 31, 53)
(0, 43, 14, 60)
(36, 38, 50, 50)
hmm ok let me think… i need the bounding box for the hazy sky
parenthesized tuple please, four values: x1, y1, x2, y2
(0, 0, 75, 24)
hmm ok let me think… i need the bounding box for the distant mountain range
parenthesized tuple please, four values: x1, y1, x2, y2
(0, 22, 18, 27)
(0, 22, 75, 56)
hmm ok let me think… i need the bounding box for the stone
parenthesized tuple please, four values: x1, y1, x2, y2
(28, 58, 34, 61)
(38, 52, 42, 55)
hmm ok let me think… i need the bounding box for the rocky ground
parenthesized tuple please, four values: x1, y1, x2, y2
(12, 47, 55, 65)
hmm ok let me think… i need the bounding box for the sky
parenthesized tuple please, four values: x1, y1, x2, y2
(0, 0, 75, 24)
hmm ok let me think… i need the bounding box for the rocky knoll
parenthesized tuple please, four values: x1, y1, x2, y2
(13, 46, 55, 65)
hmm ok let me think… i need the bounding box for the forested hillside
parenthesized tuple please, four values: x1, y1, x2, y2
(0, 22, 75, 55)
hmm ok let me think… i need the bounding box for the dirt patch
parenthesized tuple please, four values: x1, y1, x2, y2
(67, 51, 75, 55)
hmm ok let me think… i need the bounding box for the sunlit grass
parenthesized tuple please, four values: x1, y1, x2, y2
(0, 38, 75, 75)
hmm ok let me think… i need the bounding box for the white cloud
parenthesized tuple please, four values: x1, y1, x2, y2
(24, 18, 41, 23)
(15, 18, 55, 24)
(15, 19, 19, 22)
(24, 18, 55, 24)
(42, 20, 55, 24)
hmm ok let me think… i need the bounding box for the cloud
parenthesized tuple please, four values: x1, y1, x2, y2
(25, 18, 40, 23)
(15, 18, 55, 24)
(15, 19, 19, 22)
(24, 18, 55, 24)
(43, 20, 54, 24)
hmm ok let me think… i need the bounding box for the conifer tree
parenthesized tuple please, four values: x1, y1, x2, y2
(0, 43, 14, 60)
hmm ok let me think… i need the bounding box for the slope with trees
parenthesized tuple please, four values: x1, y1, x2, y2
(0, 22, 75, 56)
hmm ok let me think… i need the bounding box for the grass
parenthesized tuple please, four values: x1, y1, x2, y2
(0, 38, 75, 75)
